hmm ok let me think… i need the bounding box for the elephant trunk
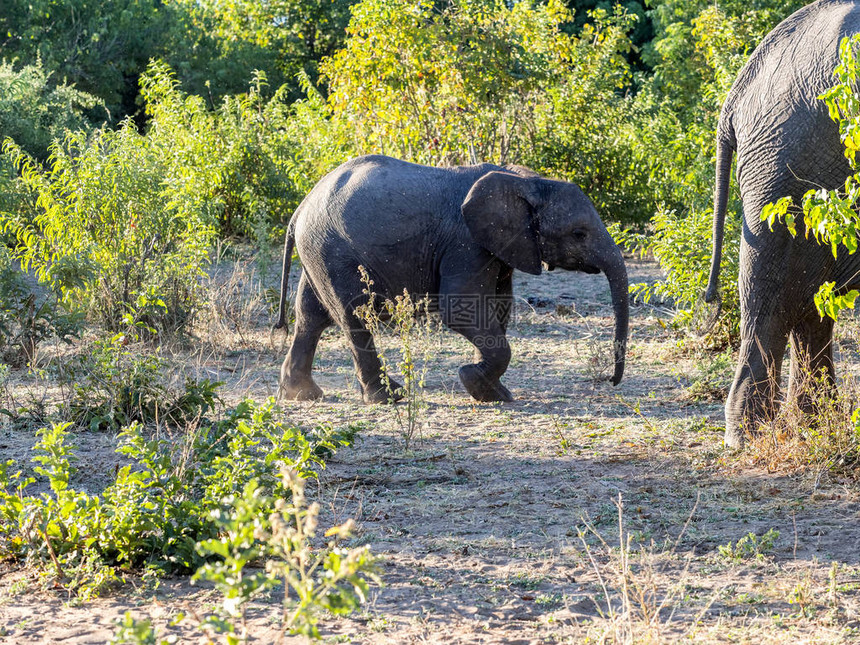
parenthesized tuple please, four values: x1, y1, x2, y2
(597, 238, 629, 385)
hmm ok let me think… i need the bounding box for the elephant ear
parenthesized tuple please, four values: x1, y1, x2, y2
(461, 171, 543, 275)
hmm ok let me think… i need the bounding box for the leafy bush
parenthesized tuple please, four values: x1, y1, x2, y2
(0, 61, 321, 333)
(524, 7, 654, 222)
(139, 62, 297, 245)
(0, 245, 83, 367)
(604, 5, 762, 341)
(194, 470, 378, 641)
(717, 529, 780, 563)
(323, 0, 567, 166)
(612, 206, 741, 346)
(65, 331, 222, 431)
(0, 0, 174, 117)
(0, 60, 104, 258)
(0, 398, 359, 598)
(0, 60, 105, 161)
(166, 0, 355, 103)
(3, 122, 217, 334)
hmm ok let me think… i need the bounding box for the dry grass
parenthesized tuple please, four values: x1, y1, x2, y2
(577, 494, 719, 644)
(744, 365, 860, 484)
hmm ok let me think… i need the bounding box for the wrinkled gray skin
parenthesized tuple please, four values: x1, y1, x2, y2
(275, 155, 629, 404)
(706, 0, 860, 447)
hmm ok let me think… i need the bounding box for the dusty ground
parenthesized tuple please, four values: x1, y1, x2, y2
(1, 257, 860, 643)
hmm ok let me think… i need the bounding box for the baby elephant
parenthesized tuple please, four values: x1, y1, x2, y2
(274, 155, 628, 404)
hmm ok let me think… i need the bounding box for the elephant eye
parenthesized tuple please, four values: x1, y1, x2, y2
(572, 228, 588, 241)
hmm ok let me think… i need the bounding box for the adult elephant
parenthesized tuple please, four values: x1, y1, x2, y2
(706, 0, 860, 447)
(274, 154, 629, 404)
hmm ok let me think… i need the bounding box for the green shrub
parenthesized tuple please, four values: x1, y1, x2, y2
(0, 398, 357, 597)
(717, 529, 779, 563)
(0, 0, 174, 117)
(524, 8, 654, 222)
(139, 62, 297, 245)
(0, 62, 321, 333)
(0, 60, 105, 161)
(612, 206, 741, 346)
(194, 471, 378, 641)
(3, 122, 216, 334)
(65, 331, 222, 432)
(603, 5, 758, 341)
(323, 0, 569, 166)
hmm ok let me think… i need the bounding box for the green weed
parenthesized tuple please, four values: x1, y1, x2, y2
(684, 349, 734, 402)
(355, 266, 430, 451)
(717, 529, 779, 564)
(110, 612, 171, 645)
(194, 469, 379, 642)
(64, 330, 222, 432)
(0, 398, 355, 598)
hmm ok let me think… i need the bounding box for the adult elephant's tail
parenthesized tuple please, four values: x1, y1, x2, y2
(705, 118, 737, 304)
(273, 219, 297, 333)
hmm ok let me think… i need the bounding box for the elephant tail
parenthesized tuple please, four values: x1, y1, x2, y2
(273, 219, 297, 333)
(705, 122, 736, 304)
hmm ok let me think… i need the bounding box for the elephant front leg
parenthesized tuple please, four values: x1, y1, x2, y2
(457, 334, 513, 402)
(442, 309, 512, 402)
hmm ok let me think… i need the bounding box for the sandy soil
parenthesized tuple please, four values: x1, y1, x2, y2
(1, 258, 859, 644)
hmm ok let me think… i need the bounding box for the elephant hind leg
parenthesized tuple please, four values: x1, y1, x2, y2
(725, 333, 787, 448)
(342, 314, 404, 404)
(318, 271, 402, 405)
(279, 273, 332, 401)
(788, 314, 835, 413)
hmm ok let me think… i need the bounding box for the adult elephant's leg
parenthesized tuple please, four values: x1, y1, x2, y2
(787, 312, 835, 409)
(724, 224, 792, 447)
(279, 273, 332, 401)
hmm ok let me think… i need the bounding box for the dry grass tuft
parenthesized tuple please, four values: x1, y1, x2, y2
(579, 494, 719, 644)
(744, 366, 860, 484)
(200, 257, 271, 347)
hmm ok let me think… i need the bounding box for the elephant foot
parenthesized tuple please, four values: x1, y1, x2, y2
(723, 426, 745, 449)
(724, 411, 752, 449)
(279, 377, 324, 402)
(459, 365, 513, 402)
(362, 377, 404, 405)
